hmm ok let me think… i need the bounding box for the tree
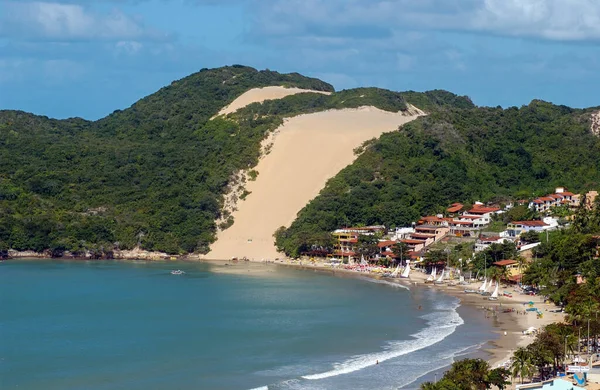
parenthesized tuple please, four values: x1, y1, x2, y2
(421, 358, 510, 390)
(355, 234, 379, 259)
(511, 347, 534, 384)
(521, 230, 541, 244)
(392, 241, 410, 262)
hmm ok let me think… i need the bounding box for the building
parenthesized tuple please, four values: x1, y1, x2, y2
(506, 220, 549, 237)
(462, 205, 501, 224)
(529, 187, 579, 213)
(515, 378, 584, 390)
(493, 259, 521, 278)
(446, 202, 463, 215)
(331, 230, 358, 260)
(474, 236, 513, 252)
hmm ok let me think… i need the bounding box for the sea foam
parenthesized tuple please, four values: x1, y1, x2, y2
(301, 301, 463, 380)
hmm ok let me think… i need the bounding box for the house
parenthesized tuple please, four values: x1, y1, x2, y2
(586, 190, 598, 209)
(414, 225, 449, 242)
(447, 220, 478, 237)
(446, 202, 463, 215)
(493, 259, 521, 278)
(331, 229, 358, 260)
(462, 205, 501, 224)
(529, 187, 580, 213)
(474, 236, 513, 252)
(506, 220, 549, 237)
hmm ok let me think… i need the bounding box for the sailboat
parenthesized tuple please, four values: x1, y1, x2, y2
(434, 269, 445, 284)
(489, 281, 500, 300)
(478, 278, 488, 292)
(389, 263, 401, 278)
(400, 260, 411, 278)
(360, 255, 367, 266)
(426, 266, 437, 282)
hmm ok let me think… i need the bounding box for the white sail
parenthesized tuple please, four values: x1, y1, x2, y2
(427, 266, 437, 281)
(491, 281, 499, 298)
(436, 269, 445, 283)
(479, 278, 488, 291)
(484, 279, 493, 293)
(390, 263, 401, 277)
(401, 260, 411, 278)
(360, 255, 367, 266)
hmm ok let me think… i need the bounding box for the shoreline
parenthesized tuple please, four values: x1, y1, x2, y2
(210, 258, 565, 371)
(3, 255, 565, 379)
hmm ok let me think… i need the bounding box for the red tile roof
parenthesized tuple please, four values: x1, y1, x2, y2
(377, 240, 397, 248)
(402, 239, 425, 244)
(467, 206, 501, 214)
(478, 236, 502, 242)
(494, 260, 518, 266)
(411, 233, 435, 239)
(561, 191, 575, 196)
(447, 203, 464, 213)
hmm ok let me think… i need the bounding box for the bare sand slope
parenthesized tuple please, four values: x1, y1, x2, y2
(207, 106, 423, 260)
(217, 86, 331, 116)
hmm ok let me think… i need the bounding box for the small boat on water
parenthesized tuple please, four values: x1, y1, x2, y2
(464, 289, 477, 294)
(171, 270, 185, 275)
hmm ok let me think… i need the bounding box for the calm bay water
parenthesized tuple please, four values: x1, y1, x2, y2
(0, 260, 496, 390)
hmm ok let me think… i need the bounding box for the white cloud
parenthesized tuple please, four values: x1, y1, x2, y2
(0, 1, 170, 41)
(249, 0, 600, 42)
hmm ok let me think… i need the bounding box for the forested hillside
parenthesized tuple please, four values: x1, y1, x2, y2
(1, 65, 598, 257)
(275, 101, 600, 256)
(0, 66, 423, 256)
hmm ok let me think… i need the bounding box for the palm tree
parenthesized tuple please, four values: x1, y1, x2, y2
(511, 347, 534, 384)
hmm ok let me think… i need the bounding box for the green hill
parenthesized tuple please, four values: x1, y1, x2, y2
(275, 100, 600, 256)
(0, 66, 417, 256)
(1, 65, 598, 257)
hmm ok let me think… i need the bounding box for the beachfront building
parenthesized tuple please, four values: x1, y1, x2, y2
(493, 259, 523, 282)
(331, 226, 387, 261)
(506, 220, 549, 237)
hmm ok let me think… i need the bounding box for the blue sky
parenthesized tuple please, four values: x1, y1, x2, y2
(1, 0, 599, 120)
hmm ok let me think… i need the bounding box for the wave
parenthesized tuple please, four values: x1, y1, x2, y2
(247, 387, 269, 390)
(301, 301, 464, 380)
(396, 343, 485, 389)
(357, 277, 410, 290)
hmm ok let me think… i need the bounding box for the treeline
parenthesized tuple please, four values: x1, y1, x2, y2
(276, 100, 600, 256)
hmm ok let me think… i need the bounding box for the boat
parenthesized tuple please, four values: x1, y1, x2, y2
(488, 281, 499, 300)
(464, 289, 478, 293)
(171, 270, 185, 275)
(434, 269, 445, 284)
(426, 267, 437, 282)
(478, 278, 488, 294)
(388, 263, 401, 278)
(400, 260, 411, 278)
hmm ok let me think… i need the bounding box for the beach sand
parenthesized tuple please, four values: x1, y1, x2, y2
(207, 107, 423, 260)
(216, 86, 331, 117)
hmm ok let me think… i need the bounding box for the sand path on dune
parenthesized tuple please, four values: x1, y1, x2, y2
(207, 106, 423, 260)
(217, 86, 331, 116)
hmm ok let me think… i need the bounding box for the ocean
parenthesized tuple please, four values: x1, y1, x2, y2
(0, 260, 497, 390)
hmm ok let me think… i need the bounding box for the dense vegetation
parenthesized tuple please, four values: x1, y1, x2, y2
(276, 100, 600, 256)
(0, 66, 336, 255)
(0, 66, 425, 256)
(420, 358, 510, 390)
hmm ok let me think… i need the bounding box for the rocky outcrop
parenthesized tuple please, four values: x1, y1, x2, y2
(591, 111, 600, 137)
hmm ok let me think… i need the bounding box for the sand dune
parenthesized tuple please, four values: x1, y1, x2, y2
(207, 106, 423, 260)
(217, 86, 331, 116)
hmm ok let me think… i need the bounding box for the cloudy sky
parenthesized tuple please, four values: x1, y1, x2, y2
(1, 0, 599, 120)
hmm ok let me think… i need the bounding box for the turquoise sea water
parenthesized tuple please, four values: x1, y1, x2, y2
(0, 260, 496, 389)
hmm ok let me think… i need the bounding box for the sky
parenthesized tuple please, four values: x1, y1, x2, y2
(1, 0, 599, 120)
